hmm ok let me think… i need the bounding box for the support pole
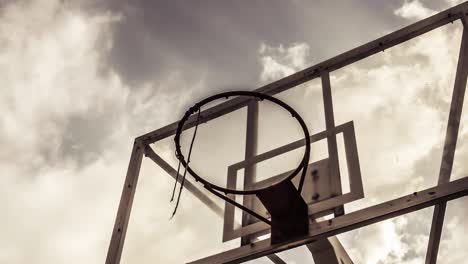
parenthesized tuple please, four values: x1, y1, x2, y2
(425, 17, 468, 264)
(242, 101, 259, 245)
(321, 72, 344, 216)
(106, 141, 144, 264)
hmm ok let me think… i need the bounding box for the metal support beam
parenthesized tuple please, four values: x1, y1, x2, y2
(106, 142, 144, 264)
(189, 176, 468, 264)
(242, 101, 259, 245)
(425, 17, 468, 264)
(321, 72, 344, 217)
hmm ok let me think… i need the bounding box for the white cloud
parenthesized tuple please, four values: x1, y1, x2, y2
(0, 0, 126, 168)
(394, 0, 436, 20)
(0, 0, 223, 262)
(0, 0, 208, 263)
(0, 1, 132, 263)
(259, 43, 310, 82)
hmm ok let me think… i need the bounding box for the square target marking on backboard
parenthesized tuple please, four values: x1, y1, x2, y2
(223, 121, 364, 242)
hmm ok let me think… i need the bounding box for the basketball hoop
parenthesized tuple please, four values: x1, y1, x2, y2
(174, 91, 311, 195)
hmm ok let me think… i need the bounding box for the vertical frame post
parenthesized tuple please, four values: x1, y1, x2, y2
(321, 72, 344, 216)
(106, 141, 145, 264)
(241, 101, 259, 245)
(425, 17, 468, 264)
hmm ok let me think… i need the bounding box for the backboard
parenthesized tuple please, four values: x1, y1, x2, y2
(106, 2, 468, 263)
(221, 120, 363, 243)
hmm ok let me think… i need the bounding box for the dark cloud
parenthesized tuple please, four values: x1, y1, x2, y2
(82, 0, 414, 93)
(60, 112, 121, 166)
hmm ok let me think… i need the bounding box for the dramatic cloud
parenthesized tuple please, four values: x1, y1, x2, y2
(0, 0, 466, 264)
(0, 1, 134, 262)
(0, 1, 201, 263)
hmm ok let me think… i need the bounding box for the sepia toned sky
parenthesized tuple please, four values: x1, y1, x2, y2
(0, 0, 467, 263)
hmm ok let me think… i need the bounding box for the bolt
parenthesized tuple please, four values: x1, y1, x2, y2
(311, 170, 319, 180)
(335, 207, 344, 215)
(312, 193, 320, 200)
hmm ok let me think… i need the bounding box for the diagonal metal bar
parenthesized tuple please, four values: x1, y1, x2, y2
(306, 227, 354, 264)
(144, 145, 224, 217)
(267, 254, 287, 264)
(425, 17, 468, 264)
(327, 236, 354, 264)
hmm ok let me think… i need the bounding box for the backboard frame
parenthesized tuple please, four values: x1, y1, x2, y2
(105, 2, 468, 263)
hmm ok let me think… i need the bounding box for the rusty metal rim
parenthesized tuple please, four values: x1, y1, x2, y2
(174, 91, 311, 195)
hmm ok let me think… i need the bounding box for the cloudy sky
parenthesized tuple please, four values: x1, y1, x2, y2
(1, 0, 467, 263)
